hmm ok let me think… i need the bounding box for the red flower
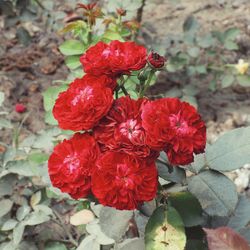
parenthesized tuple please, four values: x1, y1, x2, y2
(84, 74, 117, 90)
(80, 40, 147, 77)
(147, 51, 166, 68)
(15, 103, 26, 113)
(94, 96, 158, 159)
(53, 75, 113, 131)
(48, 133, 100, 199)
(91, 151, 158, 210)
(142, 98, 206, 165)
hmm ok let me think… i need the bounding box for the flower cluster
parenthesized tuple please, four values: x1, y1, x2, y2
(49, 40, 206, 210)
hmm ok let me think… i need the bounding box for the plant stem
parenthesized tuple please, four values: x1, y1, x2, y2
(139, 69, 156, 98)
(53, 210, 78, 247)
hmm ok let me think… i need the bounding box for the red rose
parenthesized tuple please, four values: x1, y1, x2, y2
(91, 151, 158, 210)
(48, 133, 100, 199)
(142, 98, 206, 165)
(84, 74, 117, 90)
(80, 40, 147, 77)
(147, 51, 166, 68)
(53, 75, 113, 131)
(94, 96, 158, 159)
(15, 103, 26, 113)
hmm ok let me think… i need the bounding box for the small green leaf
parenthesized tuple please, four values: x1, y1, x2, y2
(102, 30, 124, 42)
(59, 40, 85, 56)
(188, 170, 238, 216)
(16, 205, 31, 221)
(13, 223, 25, 245)
(221, 74, 234, 88)
(237, 75, 250, 87)
(28, 152, 48, 164)
(224, 40, 238, 50)
(1, 219, 18, 231)
(197, 33, 215, 48)
(65, 55, 81, 70)
(24, 211, 50, 226)
(183, 16, 199, 33)
(0, 118, 13, 129)
(45, 242, 67, 250)
(0, 92, 4, 106)
(224, 28, 240, 41)
(42, 85, 68, 112)
(187, 47, 200, 58)
(0, 199, 13, 218)
(168, 192, 203, 227)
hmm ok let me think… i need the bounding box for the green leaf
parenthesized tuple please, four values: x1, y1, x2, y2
(183, 16, 199, 33)
(102, 30, 124, 42)
(13, 223, 25, 245)
(1, 219, 18, 231)
(0, 199, 13, 217)
(42, 85, 68, 112)
(65, 55, 81, 70)
(0, 92, 4, 107)
(45, 242, 67, 250)
(187, 153, 206, 174)
(168, 192, 203, 227)
(0, 118, 13, 129)
(224, 40, 238, 50)
(145, 205, 186, 250)
(221, 74, 234, 88)
(6, 160, 40, 177)
(157, 153, 186, 183)
(207, 127, 250, 171)
(45, 111, 58, 125)
(197, 33, 215, 48)
(99, 207, 133, 242)
(0, 175, 16, 197)
(224, 28, 240, 41)
(237, 75, 250, 87)
(187, 47, 200, 58)
(227, 195, 250, 231)
(86, 220, 115, 245)
(16, 205, 31, 221)
(76, 235, 99, 250)
(23, 211, 50, 226)
(59, 40, 85, 56)
(28, 152, 48, 164)
(188, 170, 238, 216)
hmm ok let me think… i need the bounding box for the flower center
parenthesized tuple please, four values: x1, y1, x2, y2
(71, 86, 94, 106)
(119, 119, 142, 141)
(63, 154, 80, 173)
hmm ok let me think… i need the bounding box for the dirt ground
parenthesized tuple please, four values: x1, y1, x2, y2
(0, 0, 250, 192)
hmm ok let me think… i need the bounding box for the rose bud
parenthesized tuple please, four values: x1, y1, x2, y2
(15, 103, 26, 113)
(147, 51, 166, 69)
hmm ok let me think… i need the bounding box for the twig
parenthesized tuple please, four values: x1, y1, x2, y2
(53, 210, 78, 247)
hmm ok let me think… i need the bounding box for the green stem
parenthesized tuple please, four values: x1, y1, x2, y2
(139, 69, 156, 98)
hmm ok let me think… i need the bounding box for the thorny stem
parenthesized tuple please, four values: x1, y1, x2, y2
(53, 210, 78, 247)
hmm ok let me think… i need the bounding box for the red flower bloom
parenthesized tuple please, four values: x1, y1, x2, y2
(142, 98, 206, 165)
(91, 151, 158, 210)
(53, 75, 113, 131)
(15, 103, 26, 113)
(147, 51, 166, 68)
(80, 40, 147, 77)
(94, 96, 158, 159)
(84, 74, 117, 90)
(48, 133, 100, 199)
